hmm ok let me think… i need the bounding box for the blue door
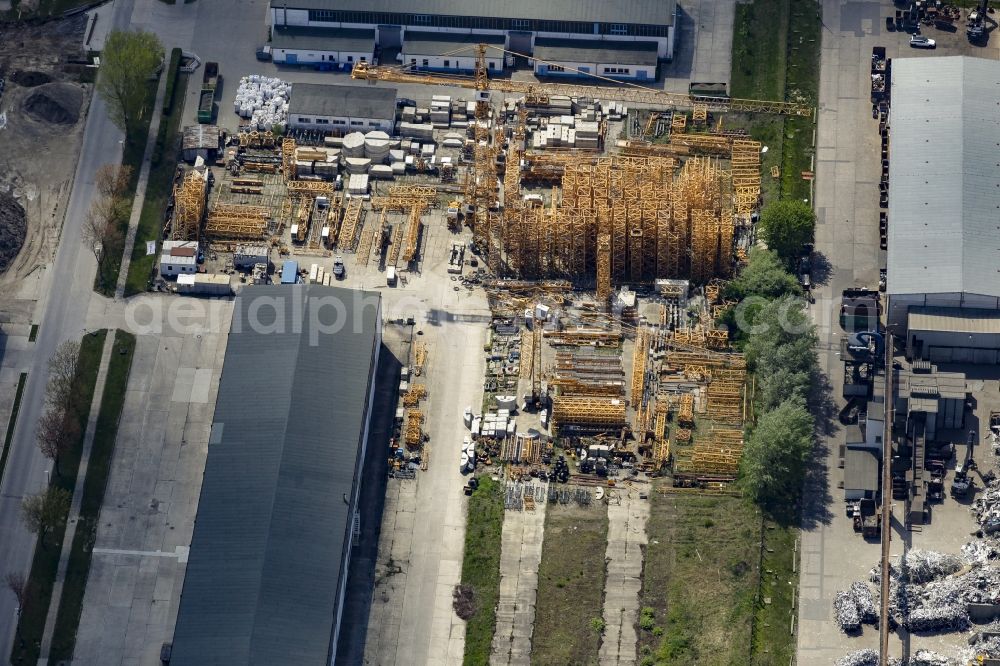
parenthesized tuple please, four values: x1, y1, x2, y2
(286, 53, 297, 65)
(538, 64, 548, 75)
(637, 70, 647, 80)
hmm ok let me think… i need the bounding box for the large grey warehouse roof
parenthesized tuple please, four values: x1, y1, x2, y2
(270, 0, 677, 26)
(533, 38, 659, 66)
(887, 56, 1000, 298)
(289, 82, 398, 120)
(271, 26, 375, 53)
(171, 284, 381, 665)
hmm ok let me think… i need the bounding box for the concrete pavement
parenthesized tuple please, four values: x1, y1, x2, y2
(599, 490, 650, 666)
(490, 490, 547, 666)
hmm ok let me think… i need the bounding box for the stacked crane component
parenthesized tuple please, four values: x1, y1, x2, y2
(493, 150, 745, 287)
(677, 393, 694, 427)
(338, 198, 364, 251)
(551, 396, 626, 434)
(731, 139, 762, 217)
(706, 367, 745, 424)
(630, 327, 649, 407)
(674, 428, 743, 476)
(403, 410, 423, 449)
(205, 203, 269, 240)
(281, 137, 296, 180)
(171, 170, 207, 240)
(402, 384, 427, 407)
(670, 133, 730, 155)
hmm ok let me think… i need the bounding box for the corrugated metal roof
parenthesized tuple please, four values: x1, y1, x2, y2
(171, 285, 380, 666)
(908, 306, 1000, 334)
(271, 26, 375, 53)
(402, 30, 505, 56)
(887, 57, 1000, 298)
(270, 0, 677, 26)
(533, 37, 659, 66)
(289, 82, 397, 120)
(845, 448, 879, 492)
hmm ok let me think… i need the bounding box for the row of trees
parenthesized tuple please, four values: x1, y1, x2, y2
(21, 342, 84, 542)
(81, 163, 133, 286)
(725, 198, 820, 511)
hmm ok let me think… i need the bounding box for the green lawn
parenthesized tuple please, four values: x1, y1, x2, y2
(94, 80, 159, 296)
(531, 503, 608, 666)
(0, 372, 28, 482)
(637, 490, 761, 666)
(50, 330, 136, 661)
(460, 476, 505, 666)
(731, 0, 821, 204)
(730, 1, 789, 101)
(10, 330, 107, 666)
(125, 73, 188, 296)
(751, 521, 798, 666)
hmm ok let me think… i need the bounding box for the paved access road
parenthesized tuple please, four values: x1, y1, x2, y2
(0, 0, 142, 654)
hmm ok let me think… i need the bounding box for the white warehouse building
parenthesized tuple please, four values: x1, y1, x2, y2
(270, 26, 375, 68)
(887, 56, 1000, 363)
(269, 0, 677, 81)
(287, 82, 398, 132)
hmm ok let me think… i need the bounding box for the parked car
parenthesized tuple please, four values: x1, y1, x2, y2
(909, 36, 936, 48)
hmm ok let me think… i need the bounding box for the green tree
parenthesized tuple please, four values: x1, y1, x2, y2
(740, 399, 814, 505)
(96, 30, 163, 142)
(20, 487, 72, 546)
(743, 296, 817, 378)
(758, 200, 816, 264)
(725, 248, 801, 301)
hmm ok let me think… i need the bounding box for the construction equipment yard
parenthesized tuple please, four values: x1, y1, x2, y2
(122, 32, 808, 666)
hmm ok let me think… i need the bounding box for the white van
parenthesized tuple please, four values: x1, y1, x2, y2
(386, 266, 397, 286)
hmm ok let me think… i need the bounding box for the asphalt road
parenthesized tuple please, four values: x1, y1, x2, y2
(0, 0, 137, 658)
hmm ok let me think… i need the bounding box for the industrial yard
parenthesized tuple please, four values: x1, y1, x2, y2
(4, 0, 1000, 665)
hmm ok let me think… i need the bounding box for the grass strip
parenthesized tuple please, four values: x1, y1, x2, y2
(49, 330, 136, 661)
(751, 521, 798, 666)
(637, 491, 760, 666)
(94, 80, 159, 296)
(124, 72, 188, 296)
(731, 0, 821, 203)
(9, 329, 107, 666)
(460, 476, 504, 666)
(531, 503, 608, 666)
(0, 372, 28, 483)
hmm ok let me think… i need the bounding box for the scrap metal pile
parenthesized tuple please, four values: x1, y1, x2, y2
(838, 642, 1000, 666)
(837, 548, 1000, 635)
(973, 478, 1000, 536)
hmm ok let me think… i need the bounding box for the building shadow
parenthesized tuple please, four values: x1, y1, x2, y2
(335, 331, 406, 664)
